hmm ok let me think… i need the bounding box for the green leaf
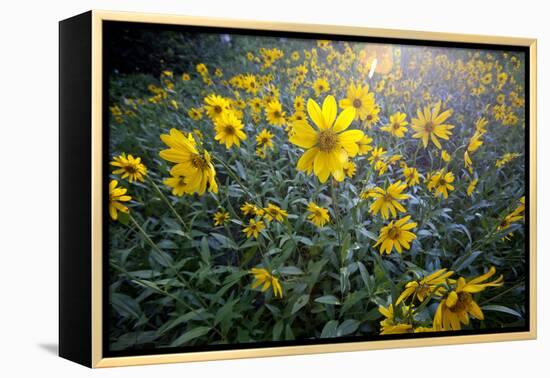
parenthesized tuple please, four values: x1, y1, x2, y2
(315, 295, 341, 305)
(278, 266, 304, 275)
(320, 320, 338, 338)
(337, 319, 360, 336)
(200, 236, 211, 264)
(291, 294, 310, 315)
(481, 305, 523, 318)
(170, 326, 212, 347)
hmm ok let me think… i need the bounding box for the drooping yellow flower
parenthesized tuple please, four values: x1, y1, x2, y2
(434, 267, 504, 331)
(307, 202, 330, 227)
(403, 166, 420, 187)
(379, 304, 413, 335)
(467, 178, 478, 197)
(163, 171, 187, 197)
(249, 268, 283, 298)
(159, 129, 218, 195)
(498, 197, 525, 234)
(213, 211, 230, 226)
(380, 111, 408, 137)
(339, 83, 375, 121)
(374, 215, 417, 255)
(496, 152, 521, 168)
(214, 111, 247, 149)
(289, 95, 364, 183)
(411, 102, 454, 149)
(263, 203, 288, 222)
(396, 269, 454, 305)
(312, 77, 330, 96)
(256, 129, 274, 149)
(204, 94, 229, 120)
(110, 153, 147, 183)
(265, 100, 286, 126)
(427, 170, 455, 199)
(441, 150, 452, 162)
(108, 180, 131, 220)
(243, 219, 265, 238)
(369, 181, 409, 219)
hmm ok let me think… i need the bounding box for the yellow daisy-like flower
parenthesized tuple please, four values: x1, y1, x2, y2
(357, 135, 373, 155)
(434, 267, 504, 331)
(163, 171, 187, 197)
(427, 170, 455, 199)
(396, 269, 454, 305)
(249, 268, 283, 298)
(243, 219, 265, 238)
(263, 203, 288, 222)
(339, 83, 375, 121)
(312, 77, 330, 97)
(368, 146, 387, 165)
(411, 102, 454, 149)
(496, 152, 520, 168)
(374, 215, 417, 255)
(265, 100, 286, 126)
(159, 129, 218, 195)
(403, 166, 420, 187)
(214, 111, 247, 149)
(294, 96, 305, 111)
(188, 107, 203, 121)
(380, 111, 408, 137)
(204, 94, 230, 120)
(362, 105, 381, 129)
(181, 73, 191, 81)
(256, 129, 274, 149)
(289, 95, 364, 183)
(108, 180, 131, 220)
(307, 202, 330, 227)
(213, 211, 230, 226)
(369, 181, 409, 219)
(110, 153, 147, 183)
(241, 202, 263, 217)
(343, 161, 356, 178)
(467, 178, 478, 197)
(378, 304, 413, 335)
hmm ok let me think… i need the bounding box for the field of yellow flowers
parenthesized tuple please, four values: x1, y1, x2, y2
(106, 31, 527, 352)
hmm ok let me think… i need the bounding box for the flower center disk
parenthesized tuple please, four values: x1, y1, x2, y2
(317, 130, 338, 152)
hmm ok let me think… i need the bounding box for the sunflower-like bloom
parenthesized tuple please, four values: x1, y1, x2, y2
(369, 181, 409, 219)
(380, 111, 408, 137)
(307, 202, 330, 227)
(213, 211, 230, 226)
(213, 111, 247, 149)
(256, 128, 274, 149)
(312, 78, 330, 97)
(241, 202, 263, 217)
(434, 267, 504, 331)
(343, 161, 356, 178)
(374, 215, 417, 255)
(403, 166, 420, 187)
(396, 269, 454, 305)
(159, 129, 218, 195)
(243, 218, 265, 238)
(427, 170, 455, 198)
(339, 83, 375, 121)
(263, 203, 288, 222)
(265, 100, 286, 126)
(110, 153, 147, 183)
(108, 180, 131, 220)
(204, 94, 230, 120)
(411, 102, 454, 149)
(249, 268, 283, 298)
(289, 95, 364, 183)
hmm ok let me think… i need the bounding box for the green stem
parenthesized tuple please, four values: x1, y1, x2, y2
(146, 175, 191, 236)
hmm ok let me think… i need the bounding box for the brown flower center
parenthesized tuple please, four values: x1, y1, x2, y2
(317, 129, 338, 152)
(273, 111, 282, 119)
(191, 154, 208, 170)
(393, 123, 401, 130)
(224, 125, 236, 135)
(438, 178, 447, 186)
(449, 292, 472, 313)
(425, 121, 435, 132)
(214, 105, 222, 114)
(387, 226, 400, 239)
(353, 99, 362, 108)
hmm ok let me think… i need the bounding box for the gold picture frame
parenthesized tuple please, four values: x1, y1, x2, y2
(59, 10, 537, 368)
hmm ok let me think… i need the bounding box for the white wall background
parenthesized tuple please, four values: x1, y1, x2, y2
(0, 0, 546, 376)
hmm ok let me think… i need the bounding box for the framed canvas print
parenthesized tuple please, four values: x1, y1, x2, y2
(59, 10, 537, 368)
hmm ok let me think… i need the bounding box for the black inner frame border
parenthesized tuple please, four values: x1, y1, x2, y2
(102, 19, 531, 358)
